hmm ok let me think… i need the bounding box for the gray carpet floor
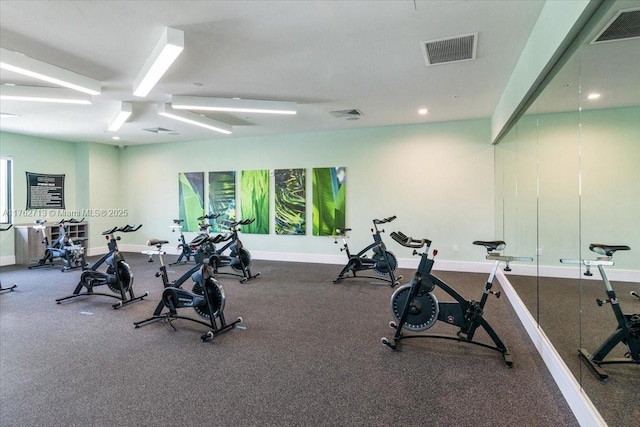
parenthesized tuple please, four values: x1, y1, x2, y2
(1, 254, 578, 427)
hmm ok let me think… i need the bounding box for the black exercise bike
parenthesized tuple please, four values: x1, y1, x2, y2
(169, 214, 220, 265)
(381, 232, 532, 367)
(56, 224, 148, 309)
(207, 218, 259, 283)
(0, 224, 17, 292)
(29, 218, 86, 271)
(561, 243, 639, 381)
(333, 216, 400, 287)
(134, 237, 242, 342)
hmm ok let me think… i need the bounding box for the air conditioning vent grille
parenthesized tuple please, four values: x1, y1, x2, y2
(422, 33, 477, 66)
(143, 127, 178, 134)
(329, 109, 362, 118)
(592, 8, 640, 43)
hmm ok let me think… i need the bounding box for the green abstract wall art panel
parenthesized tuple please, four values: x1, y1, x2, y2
(312, 167, 346, 236)
(240, 169, 269, 234)
(178, 172, 204, 232)
(274, 168, 306, 235)
(208, 171, 236, 232)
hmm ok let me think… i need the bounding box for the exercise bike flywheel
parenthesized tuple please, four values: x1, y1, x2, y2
(230, 248, 252, 272)
(372, 251, 398, 276)
(107, 261, 132, 294)
(192, 279, 225, 319)
(390, 283, 439, 332)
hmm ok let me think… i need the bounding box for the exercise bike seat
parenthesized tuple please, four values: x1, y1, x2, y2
(148, 239, 169, 247)
(589, 243, 630, 257)
(336, 228, 352, 236)
(473, 240, 506, 252)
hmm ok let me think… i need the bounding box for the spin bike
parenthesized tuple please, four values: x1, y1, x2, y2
(381, 232, 532, 367)
(169, 219, 195, 265)
(56, 225, 148, 309)
(0, 224, 17, 292)
(28, 218, 87, 271)
(169, 214, 220, 265)
(333, 216, 401, 287)
(561, 244, 639, 380)
(134, 238, 242, 342)
(208, 218, 260, 283)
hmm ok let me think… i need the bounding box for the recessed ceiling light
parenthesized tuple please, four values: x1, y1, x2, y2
(418, 108, 428, 115)
(587, 93, 601, 100)
(112, 136, 121, 140)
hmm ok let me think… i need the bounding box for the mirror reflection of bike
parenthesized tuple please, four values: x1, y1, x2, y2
(561, 244, 639, 381)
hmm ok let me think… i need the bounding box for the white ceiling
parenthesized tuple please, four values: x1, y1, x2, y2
(0, 0, 564, 146)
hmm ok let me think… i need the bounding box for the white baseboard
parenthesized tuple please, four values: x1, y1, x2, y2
(0, 255, 16, 267)
(497, 270, 607, 427)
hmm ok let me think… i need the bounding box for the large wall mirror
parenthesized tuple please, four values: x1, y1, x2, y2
(495, 1, 639, 426)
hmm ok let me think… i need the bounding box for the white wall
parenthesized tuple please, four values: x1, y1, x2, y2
(0, 133, 78, 265)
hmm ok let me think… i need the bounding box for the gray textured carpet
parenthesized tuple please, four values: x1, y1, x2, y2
(1, 254, 578, 427)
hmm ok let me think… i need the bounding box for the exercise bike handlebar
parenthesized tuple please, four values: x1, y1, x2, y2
(228, 218, 255, 228)
(390, 231, 431, 249)
(197, 213, 221, 221)
(373, 215, 396, 225)
(101, 224, 143, 235)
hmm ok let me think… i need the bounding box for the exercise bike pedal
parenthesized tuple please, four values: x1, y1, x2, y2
(390, 275, 403, 288)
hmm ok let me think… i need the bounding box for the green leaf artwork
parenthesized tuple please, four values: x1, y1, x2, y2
(208, 171, 236, 231)
(240, 169, 269, 234)
(274, 169, 306, 235)
(178, 172, 204, 231)
(312, 167, 346, 236)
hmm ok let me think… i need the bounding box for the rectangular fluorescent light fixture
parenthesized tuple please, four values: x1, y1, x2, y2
(0, 47, 101, 95)
(157, 103, 232, 134)
(172, 95, 297, 115)
(133, 27, 184, 97)
(0, 85, 92, 104)
(108, 102, 133, 131)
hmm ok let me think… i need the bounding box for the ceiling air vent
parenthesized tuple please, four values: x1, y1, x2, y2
(592, 8, 640, 43)
(330, 109, 362, 121)
(143, 127, 178, 135)
(422, 33, 477, 66)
